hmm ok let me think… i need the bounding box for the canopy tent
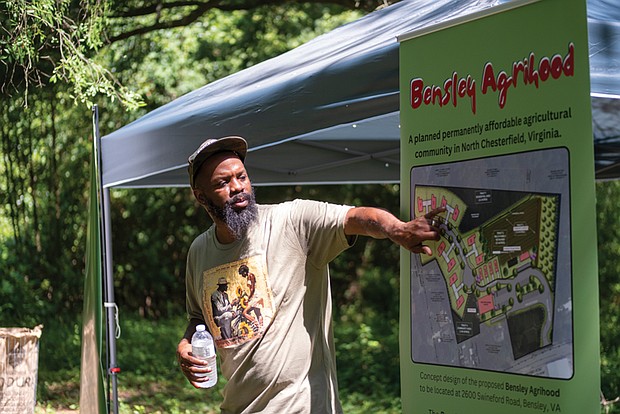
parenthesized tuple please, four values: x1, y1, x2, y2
(101, 0, 620, 187)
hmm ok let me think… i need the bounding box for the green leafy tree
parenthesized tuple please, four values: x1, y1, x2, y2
(1, 0, 143, 108)
(597, 180, 620, 407)
(2, 0, 387, 108)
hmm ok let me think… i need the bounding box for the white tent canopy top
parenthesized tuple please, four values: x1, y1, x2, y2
(101, 0, 620, 188)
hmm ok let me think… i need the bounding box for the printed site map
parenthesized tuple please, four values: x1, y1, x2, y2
(410, 149, 573, 379)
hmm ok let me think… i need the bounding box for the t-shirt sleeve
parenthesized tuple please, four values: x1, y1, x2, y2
(288, 199, 354, 268)
(185, 238, 204, 321)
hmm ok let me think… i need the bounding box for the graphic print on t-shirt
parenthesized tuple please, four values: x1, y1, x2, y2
(203, 255, 274, 348)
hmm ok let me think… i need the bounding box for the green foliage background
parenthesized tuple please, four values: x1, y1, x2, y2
(0, 1, 618, 413)
(597, 180, 620, 411)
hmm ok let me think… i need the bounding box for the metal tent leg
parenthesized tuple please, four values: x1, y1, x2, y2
(93, 105, 120, 414)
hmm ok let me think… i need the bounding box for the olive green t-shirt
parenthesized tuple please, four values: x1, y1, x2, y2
(186, 199, 353, 413)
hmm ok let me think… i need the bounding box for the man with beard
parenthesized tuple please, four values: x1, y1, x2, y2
(176, 136, 444, 413)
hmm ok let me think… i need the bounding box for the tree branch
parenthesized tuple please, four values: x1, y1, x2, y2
(113, 1, 213, 18)
(107, 0, 388, 43)
(109, 2, 213, 42)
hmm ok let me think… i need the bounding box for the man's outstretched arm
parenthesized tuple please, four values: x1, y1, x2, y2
(344, 206, 445, 255)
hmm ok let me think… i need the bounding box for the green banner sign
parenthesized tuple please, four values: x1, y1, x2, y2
(79, 149, 107, 414)
(398, 0, 600, 413)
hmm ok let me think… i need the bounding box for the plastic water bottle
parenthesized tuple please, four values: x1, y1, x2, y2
(191, 324, 217, 388)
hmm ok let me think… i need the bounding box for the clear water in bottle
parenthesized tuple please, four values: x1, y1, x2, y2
(191, 324, 217, 388)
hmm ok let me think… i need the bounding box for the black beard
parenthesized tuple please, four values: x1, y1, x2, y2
(207, 190, 258, 240)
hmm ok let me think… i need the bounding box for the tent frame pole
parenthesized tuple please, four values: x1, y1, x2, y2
(93, 105, 120, 414)
(101, 185, 119, 414)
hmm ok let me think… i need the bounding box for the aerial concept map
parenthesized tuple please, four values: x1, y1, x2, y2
(410, 148, 573, 379)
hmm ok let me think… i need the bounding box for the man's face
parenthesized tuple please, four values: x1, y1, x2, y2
(193, 152, 258, 239)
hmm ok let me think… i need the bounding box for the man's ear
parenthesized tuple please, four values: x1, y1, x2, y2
(193, 189, 207, 205)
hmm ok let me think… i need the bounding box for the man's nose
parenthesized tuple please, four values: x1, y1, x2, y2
(229, 177, 243, 193)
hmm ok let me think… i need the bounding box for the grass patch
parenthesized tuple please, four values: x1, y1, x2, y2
(35, 313, 401, 412)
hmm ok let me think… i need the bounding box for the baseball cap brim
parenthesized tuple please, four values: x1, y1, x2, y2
(188, 136, 248, 187)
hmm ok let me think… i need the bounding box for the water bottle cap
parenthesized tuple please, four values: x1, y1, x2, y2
(196, 324, 206, 332)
